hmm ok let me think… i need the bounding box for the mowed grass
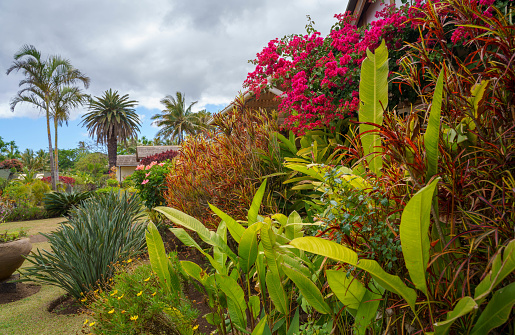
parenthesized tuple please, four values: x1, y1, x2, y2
(0, 217, 88, 335)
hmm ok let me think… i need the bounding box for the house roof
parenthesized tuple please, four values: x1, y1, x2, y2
(116, 155, 138, 167)
(135, 145, 181, 161)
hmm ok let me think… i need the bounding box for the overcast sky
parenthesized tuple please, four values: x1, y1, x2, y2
(0, 0, 348, 151)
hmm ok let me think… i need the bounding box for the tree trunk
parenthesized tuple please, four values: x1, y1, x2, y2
(107, 133, 117, 169)
(45, 105, 56, 191)
(53, 117, 59, 186)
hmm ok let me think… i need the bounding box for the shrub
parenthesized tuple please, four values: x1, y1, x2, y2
(129, 161, 172, 210)
(87, 260, 199, 335)
(0, 196, 15, 223)
(20, 191, 148, 299)
(106, 178, 119, 187)
(43, 191, 93, 217)
(140, 149, 179, 166)
(2, 182, 30, 206)
(4, 205, 51, 222)
(41, 175, 76, 185)
(0, 159, 23, 172)
(95, 186, 124, 194)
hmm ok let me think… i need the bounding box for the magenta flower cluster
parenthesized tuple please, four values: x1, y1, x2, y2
(244, 3, 411, 134)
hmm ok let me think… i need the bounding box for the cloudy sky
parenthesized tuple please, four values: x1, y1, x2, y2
(0, 0, 348, 152)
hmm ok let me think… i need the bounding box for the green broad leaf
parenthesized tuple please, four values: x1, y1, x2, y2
(434, 296, 477, 335)
(354, 286, 383, 335)
(474, 239, 515, 301)
(249, 295, 261, 319)
(471, 282, 515, 335)
(261, 224, 282, 278)
(400, 178, 440, 296)
(290, 237, 417, 311)
(155, 206, 211, 244)
(181, 260, 204, 283)
(286, 308, 300, 335)
(146, 222, 173, 295)
(209, 203, 245, 243)
(248, 180, 267, 225)
(285, 211, 303, 240)
(204, 312, 222, 326)
(275, 132, 297, 154)
(256, 251, 267, 296)
(284, 163, 326, 182)
(424, 70, 444, 183)
(239, 222, 262, 273)
(359, 40, 388, 177)
(170, 228, 224, 274)
(266, 270, 288, 315)
(251, 317, 268, 335)
(215, 274, 247, 330)
(283, 266, 332, 315)
(213, 221, 228, 268)
(326, 269, 365, 310)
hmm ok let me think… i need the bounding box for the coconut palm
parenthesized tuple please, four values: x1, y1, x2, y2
(193, 109, 213, 134)
(151, 92, 199, 144)
(81, 89, 140, 168)
(6, 45, 90, 190)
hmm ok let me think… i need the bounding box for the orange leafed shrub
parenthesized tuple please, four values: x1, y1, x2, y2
(165, 97, 287, 228)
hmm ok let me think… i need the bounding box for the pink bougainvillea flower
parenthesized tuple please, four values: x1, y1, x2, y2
(141, 179, 149, 185)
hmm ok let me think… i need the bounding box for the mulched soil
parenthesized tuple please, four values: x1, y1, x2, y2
(47, 294, 86, 315)
(0, 282, 40, 304)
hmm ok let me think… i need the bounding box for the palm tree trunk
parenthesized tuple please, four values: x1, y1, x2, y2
(53, 117, 59, 184)
(107, 133, 117, 169)
(46, 105, 57, 191)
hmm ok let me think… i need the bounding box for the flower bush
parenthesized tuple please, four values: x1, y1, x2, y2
(87, 260, 199, 335)
(0, 159, 23, 172)
(244, 3, 418, 134)
(42, 175, 76, 185)
(129, 160, 173, 210)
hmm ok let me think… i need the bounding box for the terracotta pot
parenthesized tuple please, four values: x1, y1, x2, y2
(0, 238, 32, 281)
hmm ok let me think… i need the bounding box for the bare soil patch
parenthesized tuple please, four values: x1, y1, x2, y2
(0, 282, 41, 304)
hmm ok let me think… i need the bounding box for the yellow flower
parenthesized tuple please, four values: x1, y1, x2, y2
(117, 294, 124, 300)
(121, 310, 126, 314)
(144, 276, 151, 282)
(110, 290, 118, 296)
(89, 322, 95, 327)
(108, 309, 115, 314)
(151, 291, 157, 296)
(193, 325, 199, 330)
(137, 291, 143, 296)
(83, 319, 89, 325)
(130, 315, 139, 321)
(127, 258, 133, 263)
(80, 297, 87, 302)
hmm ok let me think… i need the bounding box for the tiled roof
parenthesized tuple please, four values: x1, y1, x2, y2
(135, 146, 180, 161)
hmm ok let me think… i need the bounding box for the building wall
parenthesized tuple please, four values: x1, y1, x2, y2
(362, 0, 404, 26)
(118, 166, 137, 182)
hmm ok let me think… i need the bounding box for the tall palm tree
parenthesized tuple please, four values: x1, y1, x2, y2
(81, 89, 140, 168)
(6, 45, 89, 190)
(151, 92, 198, 144)
(193, 109, 213, 134)
(51, 86, 89, 172)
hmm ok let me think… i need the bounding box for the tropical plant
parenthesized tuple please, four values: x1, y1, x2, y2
(81, 89, 140, 169)
(20, 190, 148, 299)
(43, 190, 93, 217)
(129, 160, 173, 210)
(0, 159, 23, 172)
(87, 261, 199, 335)
(151, 92, 199, 144)
(139, 149, 179, 166)
(6, 44, 90, 190)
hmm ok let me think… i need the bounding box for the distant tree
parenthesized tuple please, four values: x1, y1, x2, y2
(81, 89, 140, 169)
(74, 152, 108, 177)
(193, 109, 213, 134)
(151, 92, 198, 144)
(6, 45, 89, 190)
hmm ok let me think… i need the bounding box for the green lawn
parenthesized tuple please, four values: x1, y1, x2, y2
(0, 218, 88, 335)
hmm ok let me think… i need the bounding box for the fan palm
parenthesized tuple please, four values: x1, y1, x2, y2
(81, 89, 140, 168)
(6, 45, 90, 190)
(151, 92, 198, 144)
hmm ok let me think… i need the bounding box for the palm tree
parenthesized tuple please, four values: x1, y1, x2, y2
(51, 86, 89, 172)
(81, 89, 140, 169)
(6, 45, 89, 190)
(151, 92, 199, 144)
(193, 109, 213, 134)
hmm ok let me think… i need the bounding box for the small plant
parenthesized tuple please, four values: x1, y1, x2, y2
(4, 205, 51, 222)
(43, 190, 93, 217)
(0, 228, 27, 243)
(87, 261, 199, 335)
(20, 191, 148, 300)
(106, 178, 119, 187)
(0, 196, 15, 223)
